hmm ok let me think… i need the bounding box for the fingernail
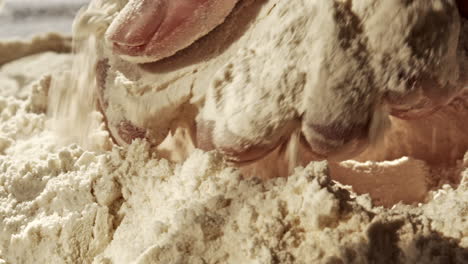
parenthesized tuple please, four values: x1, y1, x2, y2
(107, 0, 167, 47)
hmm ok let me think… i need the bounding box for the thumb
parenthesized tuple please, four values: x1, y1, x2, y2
(106, 0, 167, 47)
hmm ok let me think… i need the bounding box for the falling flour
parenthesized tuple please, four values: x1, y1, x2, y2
(0, 0, 467, 264)
(46, 0, 124, 151)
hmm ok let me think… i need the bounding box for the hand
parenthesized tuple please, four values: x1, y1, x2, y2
(98, 0, 467, 168)
(196, 0, 467, 164)
(105, 0, 239, 63)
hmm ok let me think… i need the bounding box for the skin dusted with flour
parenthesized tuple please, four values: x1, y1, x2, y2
(106, 0, 240, 63)
(198, 0, 464, 162)
(96, 0, 467, 166)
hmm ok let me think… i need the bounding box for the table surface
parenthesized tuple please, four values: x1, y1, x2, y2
(0, 0, 89, 39)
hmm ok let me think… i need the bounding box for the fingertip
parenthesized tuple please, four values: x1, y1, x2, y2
(302, 121, 370, 161)
(106, 0, 166, 47)
(195, 117, 291, 164)
(107, 0, 240, 63)
(387, 81, 461, 120)
(116, 120, 148, 145)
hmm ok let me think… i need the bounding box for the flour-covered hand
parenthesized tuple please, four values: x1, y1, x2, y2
(197, 0, 466, 163)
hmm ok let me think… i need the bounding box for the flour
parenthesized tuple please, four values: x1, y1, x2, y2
(0, 33, 71, 66)
(46, 0, 123, 151)
(0, 0, 468, 263)
(47, 35, 102, 150)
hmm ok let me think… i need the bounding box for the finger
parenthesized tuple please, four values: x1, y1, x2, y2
(95, 57, 189, 147)
(106, 0, 167, 47)
(299, 1, 383, 161)
(113, 120, 148, 145)
(107, 0, 239, 63)
(387, 77, 461, 120)
(198, 100, 299, 164)
(381, 1, 462, 119)
(96, 59, 148, 145)
(302, 114, 372, 161)
(197, 51, 301, 163)
(302, 78, 389, 161)
(196, 117, 297, 164)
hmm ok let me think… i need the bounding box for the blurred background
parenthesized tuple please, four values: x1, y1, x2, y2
(0, 0, 89, 39)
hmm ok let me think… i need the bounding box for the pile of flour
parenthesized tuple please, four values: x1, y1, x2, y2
(0, 38, 467, 263)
